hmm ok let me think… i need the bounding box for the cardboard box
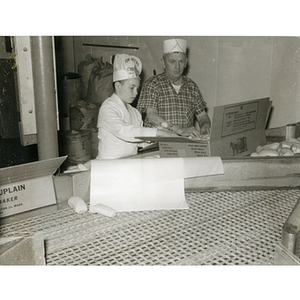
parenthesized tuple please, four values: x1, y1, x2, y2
(137, 98, 271, 158)
(53, 169, 90, 202)
(0, 156, 67, 218)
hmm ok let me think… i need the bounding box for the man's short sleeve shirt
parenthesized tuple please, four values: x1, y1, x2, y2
(137, 73, 207, 128)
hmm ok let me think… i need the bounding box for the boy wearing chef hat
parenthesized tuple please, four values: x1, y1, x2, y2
(137, 38, 211, 138)
(97, 53, 177, 159)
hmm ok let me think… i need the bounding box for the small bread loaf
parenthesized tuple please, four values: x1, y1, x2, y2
(93, 203, 117, 217)
(68, 196, 88, 214)
(258, 149, 279, 156)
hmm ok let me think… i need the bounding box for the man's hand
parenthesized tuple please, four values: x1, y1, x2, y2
(196, 111, 211, 136)
(173, 126, 201, 138)
(200, 123, 211, 135)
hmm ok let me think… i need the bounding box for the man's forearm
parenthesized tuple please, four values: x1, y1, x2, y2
(147, 108, 202, 137)
(146, 108, 171, 127)
(196, 111, 211, 134)
(196, 111, 211, 127)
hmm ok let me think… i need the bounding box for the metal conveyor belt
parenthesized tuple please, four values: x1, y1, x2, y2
(1, 189, 299, 265)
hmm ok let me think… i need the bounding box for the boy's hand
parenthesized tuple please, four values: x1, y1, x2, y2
(156, 129, 178, 137)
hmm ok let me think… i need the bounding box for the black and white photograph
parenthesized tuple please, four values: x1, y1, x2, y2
(1, 2, 299, 299)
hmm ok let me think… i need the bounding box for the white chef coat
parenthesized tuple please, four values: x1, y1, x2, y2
(97, 93, 157, 159)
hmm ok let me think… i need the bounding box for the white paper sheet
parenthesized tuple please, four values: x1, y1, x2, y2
(90, 157, 223, 212)
(182, 156, 224, 178)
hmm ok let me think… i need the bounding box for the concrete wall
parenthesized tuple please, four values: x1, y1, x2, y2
(59, 36, 300, 128)
(270, 37, 300, 128)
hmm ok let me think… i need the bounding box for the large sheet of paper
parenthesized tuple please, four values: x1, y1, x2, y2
(90, 157, 223, 212)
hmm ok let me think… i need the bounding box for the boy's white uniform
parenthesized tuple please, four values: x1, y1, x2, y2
(97, 93, 157, 159)
(97, 54, 157, 159)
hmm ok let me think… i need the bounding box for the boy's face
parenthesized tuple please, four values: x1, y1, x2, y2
(116, 78, 140, 104)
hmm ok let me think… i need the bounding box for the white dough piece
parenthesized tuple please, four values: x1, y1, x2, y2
(68, 196, 88, 214)
(78, 163, 89, 171)
(92, 203, 117, 217)
(64, 163, 89, 174)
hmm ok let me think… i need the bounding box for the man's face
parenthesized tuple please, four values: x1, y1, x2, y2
(163, 52, 187, 83)
(117, 78, 140, 104)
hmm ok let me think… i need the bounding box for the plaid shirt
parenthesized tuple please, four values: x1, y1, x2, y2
(137, 72, 207, 128)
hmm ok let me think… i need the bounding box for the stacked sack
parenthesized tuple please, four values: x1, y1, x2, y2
(61, 54, 114, 165)
(78, 54, 114, 106)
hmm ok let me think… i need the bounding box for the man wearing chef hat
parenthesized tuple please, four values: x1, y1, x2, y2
(137, 38, 211, 138)
(97, 53, 177, 159)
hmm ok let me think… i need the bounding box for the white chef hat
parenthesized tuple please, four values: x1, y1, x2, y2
(113, 54, 142, 82)
(163, 38, 187, 54)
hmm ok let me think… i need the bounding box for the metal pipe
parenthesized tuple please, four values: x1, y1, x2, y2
(30, 36, 58, 160)
(281, 224, 297, 253)
(281, 198, 300, 253)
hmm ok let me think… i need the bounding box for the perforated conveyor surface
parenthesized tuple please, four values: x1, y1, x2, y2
(1, 189, 299, 265)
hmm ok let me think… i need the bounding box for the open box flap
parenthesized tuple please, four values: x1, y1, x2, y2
(0, 156, 67, 186)
(135, 136, 209, 144)
(210, 97, 271, 141)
